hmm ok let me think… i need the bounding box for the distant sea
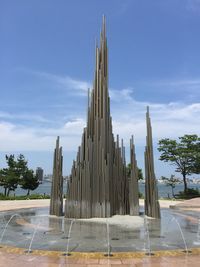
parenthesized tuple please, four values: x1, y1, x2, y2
(1, 181, 200, 198)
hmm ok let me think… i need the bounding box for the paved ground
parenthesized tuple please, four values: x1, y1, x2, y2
(0, 199, 183, 212)
(0, 199, 50, 212)
(0, 250, 200, 267)
(170, 197, 200, 212)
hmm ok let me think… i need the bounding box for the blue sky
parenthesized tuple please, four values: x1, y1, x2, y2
(0, 0, 200, 177)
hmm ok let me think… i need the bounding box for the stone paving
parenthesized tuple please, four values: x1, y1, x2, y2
(0, 250, 200, 267)
(0, 199, 182, 212)
(0, 199, 50, 211)
(170, 197, 200, 212)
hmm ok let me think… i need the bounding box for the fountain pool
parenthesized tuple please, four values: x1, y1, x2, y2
(0, 206, 199, 255)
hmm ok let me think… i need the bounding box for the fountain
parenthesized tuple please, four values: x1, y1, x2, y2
(0, 215, 6, 230)
(61, 219, 70, 240)
(0, 214, 22, 243)
(25, 221, 41, 253)
(0, 207, 199, 254)
(143, 215, 154, 256)
(104, 218, 113, 257)
(172, 217, 191, 253)
(0, 20, 198, 257)
(193, 217, 200, 246)
(62, 219, 75, 256)
(163, 215, 192, 253)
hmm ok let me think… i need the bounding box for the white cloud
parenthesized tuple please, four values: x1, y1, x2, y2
(2, 70, 200, 154)
(112, 100, 200, 147)
(110, 87, 134, 102)
(22, 69, 91, 95)
(0, 111, 50, 123)
(0, 119, 85, 151)
(38, 118, 86, 137)
(18, 68, 200, 100)
(0, 99, 199, 152)
(63, 118, 86, 133)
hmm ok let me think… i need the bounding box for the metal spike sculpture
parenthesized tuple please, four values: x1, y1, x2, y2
(144, 107, 160, 218)
(65, 17, 135, 218)
(129, 136, 139, 215)
(50, 136, 63, 216)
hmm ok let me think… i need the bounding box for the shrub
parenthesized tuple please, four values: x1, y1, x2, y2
(0, 193, 50, 200)
(175, 188, 200, 199)
(139, 191, 144, 199)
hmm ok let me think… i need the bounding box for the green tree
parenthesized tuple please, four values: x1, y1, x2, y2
(15, 154, 39, 195)
(158, 135, 200, 192)
(16, 154, 28, 177)
(126, 164, 144, 180)
(161, 175, 182, 198)
(0, 155, 19, 196)
(138, 168, 144, 180)
(0, 154, 35, 196)
(20, 169, 39, 196)
(0, 169, 19, 196)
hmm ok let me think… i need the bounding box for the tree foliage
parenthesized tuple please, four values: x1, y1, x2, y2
(20, 169, 39, 196)
(158, 134, 200, 192)
(0, 154, 39, 196)
(0, 155, 21, 196)
(126, 164, 144, 180)
(16, 154, 28, 176)
(161, 175, 182, 198)
(0, 168, 19, 196)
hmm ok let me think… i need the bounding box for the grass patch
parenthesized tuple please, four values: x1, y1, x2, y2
(0, 193, 50, 200)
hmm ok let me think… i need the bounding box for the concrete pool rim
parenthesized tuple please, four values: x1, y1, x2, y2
(0, 244, 199, 258)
